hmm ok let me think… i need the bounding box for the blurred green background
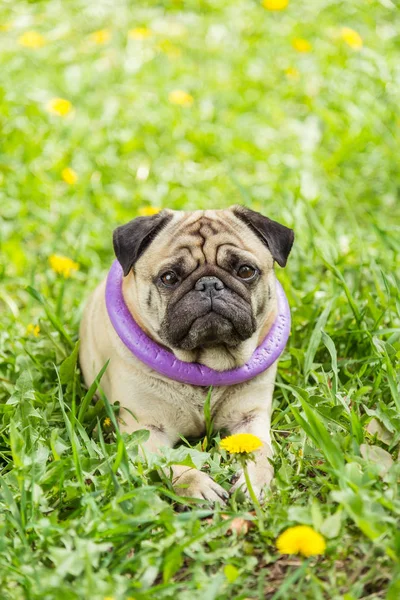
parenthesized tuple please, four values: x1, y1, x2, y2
(1, 1, 400, 599)
(1, 0, 399, 278)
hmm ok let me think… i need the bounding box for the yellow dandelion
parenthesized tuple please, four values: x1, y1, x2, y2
(341, 27, 363, 50)
(157, 40, 182, 59)
(26, 324, 40, 337)
(49, 255, 79, 278)
(128, 27, 152, 40)
(46, 98, 72, 117)
(220, 433, 263, 454)
(262, 0, 289, 10)
(18, 31, 46, 49)
(61, 167, 78, 185)
(103, 417, 111, 427)
(285, 66, 300, 80)
(168, 90, 194, 107)
(90, 29, 111, 44)
(0, 22, 12, 32)
(292, 38, 312, 53)
(276, 526, 326, 557)
(138, 206, 161, 217)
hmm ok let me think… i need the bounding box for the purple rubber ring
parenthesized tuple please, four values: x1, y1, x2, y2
(105, 260, 291, 387)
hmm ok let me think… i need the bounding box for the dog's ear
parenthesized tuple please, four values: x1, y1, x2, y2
(233, 206, 294, 267)
(113, 211, 173, 276)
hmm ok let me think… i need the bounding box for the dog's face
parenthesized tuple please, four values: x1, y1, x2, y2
(113, 206, 294, 370)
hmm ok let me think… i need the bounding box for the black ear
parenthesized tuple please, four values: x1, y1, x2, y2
(233, 206, 294, 267)
(113, 211, 173, 276)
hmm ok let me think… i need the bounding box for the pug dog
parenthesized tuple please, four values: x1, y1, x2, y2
(80, 206, 294, 501)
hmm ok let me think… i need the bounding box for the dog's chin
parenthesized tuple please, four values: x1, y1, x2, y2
(175, 312, 242, 351)
(165, 313, 259, 371)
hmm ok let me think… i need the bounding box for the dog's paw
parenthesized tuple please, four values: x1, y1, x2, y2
(172, 467, 228, 503)
(230, 461, 274, 499)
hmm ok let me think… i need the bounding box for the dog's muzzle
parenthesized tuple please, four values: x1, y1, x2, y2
(195, 276, 225, 293)
(160, 270, 257, 350)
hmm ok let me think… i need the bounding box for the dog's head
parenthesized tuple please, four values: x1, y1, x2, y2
(113, 207, 294, 370)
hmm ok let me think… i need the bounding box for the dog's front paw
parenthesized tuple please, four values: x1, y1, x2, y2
(172, 467, 228, 503)
(230, 461, 274, 499)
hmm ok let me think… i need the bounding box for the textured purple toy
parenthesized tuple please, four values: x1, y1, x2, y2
(105, 260, 291, 387)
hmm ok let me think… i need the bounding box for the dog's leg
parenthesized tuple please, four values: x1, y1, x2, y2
(228, 408, 274, 498)
(118, 407, 228, 503)
(216, 368, 277, 499)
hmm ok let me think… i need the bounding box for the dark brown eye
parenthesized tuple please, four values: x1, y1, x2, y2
(237, 265, 258, 281)
(160, 271, 179, 287)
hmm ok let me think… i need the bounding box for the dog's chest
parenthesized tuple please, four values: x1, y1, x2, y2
(148, 379, 229, 437)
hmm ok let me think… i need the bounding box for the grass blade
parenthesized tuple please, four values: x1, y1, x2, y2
(77, 360, 109, 423)
(304, 300, 333, 377)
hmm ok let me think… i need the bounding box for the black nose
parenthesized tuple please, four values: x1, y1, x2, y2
(195, 276, 225, 292)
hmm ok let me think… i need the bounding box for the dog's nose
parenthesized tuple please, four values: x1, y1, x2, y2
(195, 276, 225, 292)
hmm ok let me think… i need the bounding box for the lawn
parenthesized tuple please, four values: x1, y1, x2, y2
(1, 0, 400, 598)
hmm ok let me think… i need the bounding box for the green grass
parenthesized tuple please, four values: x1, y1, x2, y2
(1, 0, 400, 598)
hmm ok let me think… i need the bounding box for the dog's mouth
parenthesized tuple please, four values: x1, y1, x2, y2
(175, 311, 238, 350)
(159, 266, 257, 352)
(160, 298, 256, 351)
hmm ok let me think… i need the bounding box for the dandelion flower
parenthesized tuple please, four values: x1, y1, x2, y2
(103, 417, 111, 427)
(157, 40, 182, 59)
(262, 0, 289, 10)
(138, 206, 161, 216)
(49, 255, 79, 278)
(220, 433, 263, 454)
(46, 98, 72, 117)
(341, 27, 363, 50)
(61, 167, 78, 185)
(276, 525, 326, 557)
(292, 38, 312, 53)
(0, 22, 12, 32)
(18, 31, 46, 49)
(90, 29, 111, 44)
(26, 324, 40, 337)
(128, 27, 152, 40)
(285, 66, 300, 80)
(168, 90, 194, 107)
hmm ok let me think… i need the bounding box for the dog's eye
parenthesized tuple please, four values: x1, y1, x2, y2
(160, 271, 179, 287)
(237, 265, 257, 281)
